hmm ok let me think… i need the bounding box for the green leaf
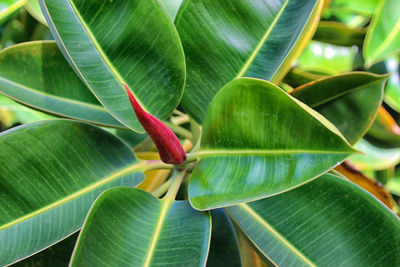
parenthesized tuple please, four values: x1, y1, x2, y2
(40, 0, 185, 132)
(364, 0, 400, 65)
(0, 120, 144, 266)
(12, 233, 77, 267)
(227, 173, 400, 266)
(0, 94, 53, 125)
(175, 0, 323, 123)
(296, 41, 357, 74)
(25, 0, 47, 25)
(207, 209, 241, 267)
(291, 72, 387, 145)
(313, 21, 365, 47)
(349, 139, 400, 170)
(0, 0, 25, 25)
(0, 41, 124, 128)
(160, 0, 182, 21)
(70, 187, 211, 266)
(188, 78, 355, 210)
(330, 0, 379, 16)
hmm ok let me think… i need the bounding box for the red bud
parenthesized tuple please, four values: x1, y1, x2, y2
(123, 84, 186, 165)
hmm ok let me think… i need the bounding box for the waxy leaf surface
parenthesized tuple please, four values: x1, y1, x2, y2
(188, 78, 354, 210)
(0, 120, 144, 266)
(70, 187, 211, 267)
(40, 0, 185, 132)
(0, 41, 124, 128)
(227, 174, 400, 266)
(0, 0, 24, 25)
(364, 0, 400, 65)
(291, 72, 387, 145)
(175, 0, 322, 123)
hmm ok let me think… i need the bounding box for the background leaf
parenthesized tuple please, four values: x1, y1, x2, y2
(0, 41, 124, 128)
(291, 72, 387, 144)
(0, 0, 25, 25)
(70, 187, 211, 267)
(40, 0, 185, 132)
(188, 78, 354, 210)
(25, 0, 46, 25)
(364, 0, 400, 65)
(175, 0, 323, 123)
(0, 120, 144, 266)
(227, 173, 400, 266)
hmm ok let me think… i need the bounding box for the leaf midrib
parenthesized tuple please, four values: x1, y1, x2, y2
(0, 162, 146, 231)
(297, 78, 384, 108)
(0, 77, 107, 111)
(238, 203, 317, 267)
(195, 148, 353, 158)
(235, 0, 290, 78)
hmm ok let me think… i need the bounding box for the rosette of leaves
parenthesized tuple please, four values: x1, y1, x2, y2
(0, 0, 399, 266)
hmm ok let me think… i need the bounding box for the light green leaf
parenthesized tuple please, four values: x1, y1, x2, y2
(40, 0, 185, 132)
(0, 94, 53, 125)
(349, 139, 400, 170)
(175, 0, 323, 123)
(330, 0, 379, 16)
(188, 78, 355, 210)
(296, 41, 357, 74)
(0, 0, 25, 25)
(291, 72, 387, 145)
(160, 0, 182, 21)
(0, 120, 144, 266)
(0, 41, 124, 128)
(364, 0, 400, 65)
(70, 187, 211, 267)
(25, 0, 47, 25)
(227, 173, 400, 266)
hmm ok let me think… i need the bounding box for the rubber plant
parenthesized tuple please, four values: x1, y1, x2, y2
(0, 0, 399, 266)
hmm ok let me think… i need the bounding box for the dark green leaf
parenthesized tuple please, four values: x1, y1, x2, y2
(227, 173, 400, 266)
(0, 41, 124, 128)
(291, 72, 387, 144)
(188, 78, 354, 210)
(175, 0, 323, 123)
(70, 187, 211, 267)
(40, 0, 185, 132)
(0, 120, 144, 266)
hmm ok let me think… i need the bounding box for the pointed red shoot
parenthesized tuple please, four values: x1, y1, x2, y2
(123, 84, 186, 165)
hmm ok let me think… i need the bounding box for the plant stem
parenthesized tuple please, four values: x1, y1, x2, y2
(164, 170, 186, 201)
(141, 160, 174, 172)
(164, 121, 193, 140)
(152, 178, 172, 198)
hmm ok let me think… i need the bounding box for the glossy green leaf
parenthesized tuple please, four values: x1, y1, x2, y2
(296, 41, 357, 74)
(207, 209, 241, 267)
(364, 0, 400, 65)
(0, 41, 124, 128)
(70, 187, 211, 266)
(188, 78, 355, 210)
(349, 139, 400, 170)
(283, 68, 327, 88)
(12, 233, 77, 267)
(0, 0, 25, 25)
(313, 21, 365, 47)
(175, 0, 323, 123)
(0, 120, 144, 266)
(25, 0, 47, 25)
(0, 94, 53, 125)
(367, 106, 400, 147)
(227, 173, 400, 266)
(330, 0, 379, 16)
(381, 57, 400, 112)
(160, 0, 182, 21)
(40, 0, 185, 132)
(386, 176, 400, 196)
(291, 72, 387, 145)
